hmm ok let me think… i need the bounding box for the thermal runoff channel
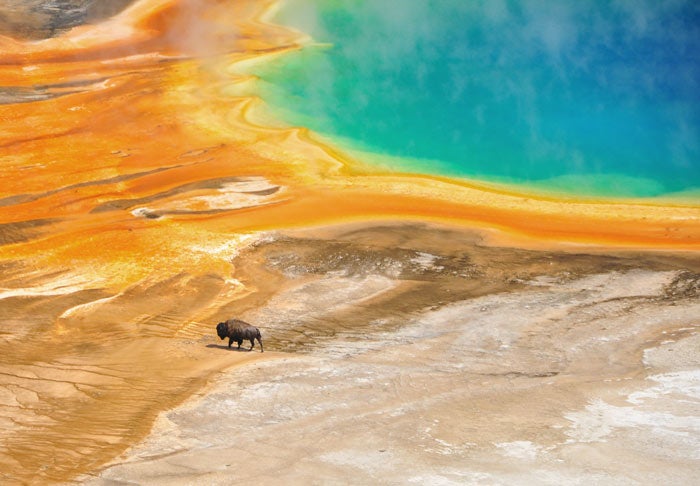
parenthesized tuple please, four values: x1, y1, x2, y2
(254, 0, 700, 198)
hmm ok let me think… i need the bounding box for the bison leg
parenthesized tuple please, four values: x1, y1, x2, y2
(228, 337, 233, 348)
(237, 339, 243, 349)
(249, 338, 255, 351)
(257, 337, 264, 353)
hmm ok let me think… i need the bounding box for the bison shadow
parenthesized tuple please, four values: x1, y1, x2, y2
(206, 343, 253, 352)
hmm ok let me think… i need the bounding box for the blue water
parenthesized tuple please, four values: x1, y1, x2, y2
(250, 0, 700, 198)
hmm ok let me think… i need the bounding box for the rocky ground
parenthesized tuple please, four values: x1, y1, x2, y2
(0, 1, 135, 39)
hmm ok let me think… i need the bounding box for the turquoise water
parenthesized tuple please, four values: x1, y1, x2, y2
(252, 0, 700, 198)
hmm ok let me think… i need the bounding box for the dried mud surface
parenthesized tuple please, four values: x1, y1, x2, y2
(84, 222, 700, 485)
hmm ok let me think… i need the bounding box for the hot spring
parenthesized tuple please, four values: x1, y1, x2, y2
(251, 0, 700, 199)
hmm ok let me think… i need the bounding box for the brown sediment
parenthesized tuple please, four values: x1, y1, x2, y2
(0, 218, 62, 246)
(86, 222, 700, 485)
(0, 0, 698, 484)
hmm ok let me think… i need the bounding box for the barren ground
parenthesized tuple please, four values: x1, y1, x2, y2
(83, 222, 700, 485)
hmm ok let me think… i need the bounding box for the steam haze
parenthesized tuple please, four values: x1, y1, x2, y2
(255, 0, 700, 197)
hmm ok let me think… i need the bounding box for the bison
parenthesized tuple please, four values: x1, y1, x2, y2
(216, 319, 263, 352)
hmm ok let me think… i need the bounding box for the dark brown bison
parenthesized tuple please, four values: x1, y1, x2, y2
(216, 319, 263, 352)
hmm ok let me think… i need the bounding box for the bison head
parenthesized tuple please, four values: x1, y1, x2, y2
(216, 322, 227, 340)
